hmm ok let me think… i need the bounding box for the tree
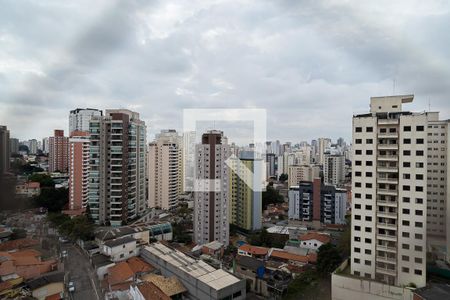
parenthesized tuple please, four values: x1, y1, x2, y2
(28, 174, 54, 187)
(284, 269, 318, 299)
(33, 188, 68, 212)
(262, 185, 284, 209)
(11, 228, 27, 240)
(316, 243, 342, 276)
(337, 214, 351, 257)
(279, 173, 288, 182)
(47, 213, 95, 241)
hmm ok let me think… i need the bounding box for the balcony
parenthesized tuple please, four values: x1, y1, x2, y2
(377, 210, 397, 218)
(378, 118, 399, 125)
(377, 233, 397, 242)
(377, 155, 398, 161)
(377, 166, 398, 173)
(377, 176, 398, 184)
(377, 222, 397, 229)
(377, 189, 398, 196)
(377, 144, 398, 150)
(376, 255, 397, 263)
(376, 266, 397, 276)
(378, 132, 398, 138)
(377, 200, 397, 207)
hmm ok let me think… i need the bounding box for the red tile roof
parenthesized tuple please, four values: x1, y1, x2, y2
(299, 232, 331, 244)
(270, 249, 309, 263)
(107, 262, 134, 286)
(45, 292, 62, 300)
(0, 239, 39, 251)
(126, 257, 154, 274)
(238, 244, 269, 256)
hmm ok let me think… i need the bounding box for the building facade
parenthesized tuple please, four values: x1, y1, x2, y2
(287, 164, 320, 188)
(323, 150, 346, 186)
(288, 179, 347, 225)
(0, 126, 10, 175)
(194, 130, 230, 246)
(229, 157, 262, 231)
(48, 130, 69, 173)
(68, 131, 90, 212)
(69, 108, 102, 134)
(148, 130, 182, 210)
(350, 95, 430, 288)
(88, 109, 147, 226)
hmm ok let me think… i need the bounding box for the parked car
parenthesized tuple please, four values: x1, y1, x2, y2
(61, 250, 68, 258)
(68, 281, 75, 292)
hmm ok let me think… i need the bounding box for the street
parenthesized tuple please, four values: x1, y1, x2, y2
(61, 243, 102, 300)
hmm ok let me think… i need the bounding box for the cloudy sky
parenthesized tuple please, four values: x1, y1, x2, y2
(1, 0, 449, 144)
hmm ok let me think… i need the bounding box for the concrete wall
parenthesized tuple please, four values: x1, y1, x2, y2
(332, 260, 415, 300)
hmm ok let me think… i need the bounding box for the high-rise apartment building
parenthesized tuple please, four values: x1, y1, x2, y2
(148, 130, 182, 210)
(426, 115, 450, 263)
(42, 137, 49, 154)
(0, 126, 10, 175)
(288, 179, 347, 225)
(69, 108, 102, 134)
(182, 131, 196, 191)
(10, 138, 19, 155)
(350, 95, 435, 288)
(287, 164, 320, 187)
(229, 156, 262, 231)
(88, 109, 147, 226)
(318, 137, 332, 165)
(323, 149, 345, 186)
(49, 130, 69, 173)
(68, 131, 90, 212)
(194, 130, 230, 246)
(266, 153, 276, 178)
(28, 139, 38, 154)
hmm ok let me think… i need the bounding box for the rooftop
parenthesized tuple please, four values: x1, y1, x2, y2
(95, 226, 148, 242)
(144, 243, 241, 291)
(236, 255, 264, 271)
(202, 240, 224, 251)
(103, 236, 136, 248)
(238, 244, 269, 256)
(414, 283, 450, 300)
(107, 261, 134, 286)
(141, 274, 187, 297)
(26, 271, 65, 290)
(299, 232, 331, 244)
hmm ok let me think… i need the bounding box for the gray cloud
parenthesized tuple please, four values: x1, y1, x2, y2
(0, 0, 449, 143)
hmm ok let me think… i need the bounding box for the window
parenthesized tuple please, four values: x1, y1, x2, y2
(402, 220, 410, 226)
(355, 182, 361, 187)
(416, 150, 424, 156)
(402, 255, 409, 261)
(403, 185, 410, 191)
(403, 162, 411, 167)
(366, 161, 373, 166)
(415, 245, 423, 251)
(365, 216, 372, 221)
(416, 125, 424, 131)
(355, 161, 362, 166)
(415, 234, 423, 240)
(415, 210, 423, 216)
(403, 174, 410, 179)
(365, 183, 372, 188)
(354, 258, 360, 263)
(403, 197, 410, 203)
(364, 260, 371, 266)
(365, 238, 371, 244)
(365, 227, 372, 233)
(403, 138, 411, 144)
(416, 138, 424, 144)
(404, 126, 411, 131)
(416, 186, 423, 192)
(366, 150, 373, 155)
(402, 267, 409, 273)
(402, 232, 410, 238)
(355, 226, 361, 231)
(366, 172, 373, 177)
(366, 127, 373, 132)
(356, 150, 362, 155)
(355, 127, 362, 133)
(402, 244, 409, 249)
(403, 208, 410, 214)
(415, 222, 423, 228)
(415, 269, 422, 275)
(355, 215, 361, 220)
(365, 205, 372, 210)
(416, 174, 423, 180)
(355, 171, 362, 177)
(354, 247, 360, 253)
(415, 258, 423, 264)
(365, 249, 371, 255)
(366, 139, 373, 144)
(355, 139, 362, 144)
(355, 204, 361, 209)
(403, 150, 411, 156)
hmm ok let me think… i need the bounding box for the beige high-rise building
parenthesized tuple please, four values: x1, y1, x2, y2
(318, 137, 331, 165)
(194, 130, 230, 246)
(349, 94, 450, 288)
(148, 130, 182, 210)
(323, 150, 346, 186)
(426, 116, 450, 263)
(288, 164, 320, 188)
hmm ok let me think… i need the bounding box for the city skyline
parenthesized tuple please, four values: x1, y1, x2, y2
(1, 1, 450, 141)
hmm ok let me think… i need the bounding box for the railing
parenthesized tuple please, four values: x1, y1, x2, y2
(377, 222, 397, 229)
(376, 266, 397, 275)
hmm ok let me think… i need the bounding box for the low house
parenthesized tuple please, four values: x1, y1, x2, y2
(95, 226, 150, 246)
(102, 257, 154, 293)
(0, 249, 58, 280)
(26, 271, 65, 300)
(201, 241, 224, 259)
(268, 249, 317, 268)
(91, 253, 114, 280)
(237, 244, 269, 259)
(101, 236, 139, 262)
(235, 256, 267, 296)
(298, 232, 331, 250)
(16, 181, 41, 197)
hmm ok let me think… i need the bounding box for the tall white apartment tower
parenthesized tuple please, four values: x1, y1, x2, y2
(148, 130, 182, 210)
(194, 130, 230, 246)
(351, 95, 433, 288)
(318, 137, 332, 165)
(69, 108, 102, 134)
